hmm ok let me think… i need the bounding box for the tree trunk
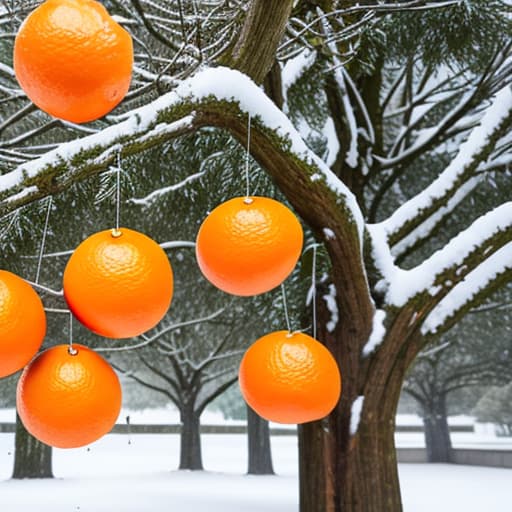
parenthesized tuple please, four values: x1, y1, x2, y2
(12, 413, 53, 479)
(179, 405, 203, 470)
(299, 289, 407, 512)
(299, 421, 327, 511)
(300, 398, 403, 512)
(422, 395, 452, 462)
(247, 405, 274, 475)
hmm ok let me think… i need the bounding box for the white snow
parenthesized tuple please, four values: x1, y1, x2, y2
(281, 49, 316, 100)
(0, 430, 511, 511)
(368, 203, 512, 308)
(399, 464, 512, 512)
(391, 175, 483, 258)
(380, 85, 512, 239)
(362, 309, 387, 357)
(323, 227, 336, 240)
(322, 284, 339, 332)
(0, 67, 365, 244)
(322, 117, 340, 167)
(422, 241, 512, 334)
(349, 396, 364, 435)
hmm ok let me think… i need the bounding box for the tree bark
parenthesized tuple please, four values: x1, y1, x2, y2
(299, 421, 327, 511)
(422, 395, 452, 463)
(12, 413, 53, 479)
(179, 405, 203, 470)
(246, 405, 274, 475)
(220, 0, 294, 84)
(299, 289, 407, 512)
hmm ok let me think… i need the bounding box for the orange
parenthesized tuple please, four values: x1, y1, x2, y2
(14, 0, 133, 123)
(196, 196, 303, 296)
(0, 270, 46, 378)
(63, 228, 173, 338)
(17, 344, 122, 448)
(239, 330, 341, 424)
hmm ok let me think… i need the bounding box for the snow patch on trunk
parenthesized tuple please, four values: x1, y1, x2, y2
(350, 396, 365, 436)
(322, 284, 338, 333)
(362, 310, 387, 357)
(323, 227, 335, 240)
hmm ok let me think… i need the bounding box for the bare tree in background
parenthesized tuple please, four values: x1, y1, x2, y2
(404, 291, 512, 462)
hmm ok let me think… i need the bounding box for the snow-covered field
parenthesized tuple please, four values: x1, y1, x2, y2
(0, 430, 511, 511)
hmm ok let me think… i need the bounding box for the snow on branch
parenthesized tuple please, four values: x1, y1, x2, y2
(0, 67, 363, 241)
(380, 86, 512, 251)
(281, 49, 317, 107)
(369, 202, 512, 308)
(422, 241, 512, 335)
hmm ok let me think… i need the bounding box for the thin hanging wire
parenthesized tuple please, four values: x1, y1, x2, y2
(281, 283, 292, 334)
(244, 113, 252, 202)
(35, 196, 52, 285)
(115, 151, 122, 231)
(312, 244, 318, 339)
(68, 313, 77, 355)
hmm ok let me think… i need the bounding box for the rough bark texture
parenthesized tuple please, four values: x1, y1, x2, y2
(12, 413, 53, 479)
(422, 396, 452, 463)
(179, 406, 203, 470)
(299, 289, 408, 512)
(246, 406, 275, 475)
(299, 422, 328, 511)
(221, 0, 294, 83)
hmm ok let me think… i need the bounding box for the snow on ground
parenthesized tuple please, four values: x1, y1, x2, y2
(0, 432, 511, 511)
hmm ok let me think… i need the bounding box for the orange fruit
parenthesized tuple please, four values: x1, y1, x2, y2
(239, 330, 341, 424)
(0, 270, 46, 378)
(14, 0, 133, 123)
(17, 344, 122, 448)
(196, 196, 303, 296)
(63, 228, 173, 338)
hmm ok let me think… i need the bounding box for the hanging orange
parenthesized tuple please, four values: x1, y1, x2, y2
(195, 196, 303, 296)
(239, 330, 341, 424)
(17, 344, 121, 448)
(63, 228, 173, 338)
(0, 270, 46, 378)
(13, 0, 133, 123)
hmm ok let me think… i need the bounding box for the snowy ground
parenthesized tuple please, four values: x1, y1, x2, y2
(0, 431, 511, 511)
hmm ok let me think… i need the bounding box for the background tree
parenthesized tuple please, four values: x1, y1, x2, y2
(0, 2, 511, 512)
(473, 381, 512, 436)
(403, 290, 512, 462)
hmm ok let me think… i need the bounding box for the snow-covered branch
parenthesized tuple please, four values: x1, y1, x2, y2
(368, 202, 512, 310)
(0, 67, 363, 243)
(379, 85, 512, 252)
(421, 241, 512, 335)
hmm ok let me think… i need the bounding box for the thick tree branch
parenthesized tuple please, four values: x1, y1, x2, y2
(421, 244, 512, 335)
(220, 0, 294, 83)
(379, 85, 512, 252)
(370, 203, 512, 309)
(0, 67, 372, 331)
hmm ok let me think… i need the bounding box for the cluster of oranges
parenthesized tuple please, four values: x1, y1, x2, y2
(1, 0, 342, 449)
